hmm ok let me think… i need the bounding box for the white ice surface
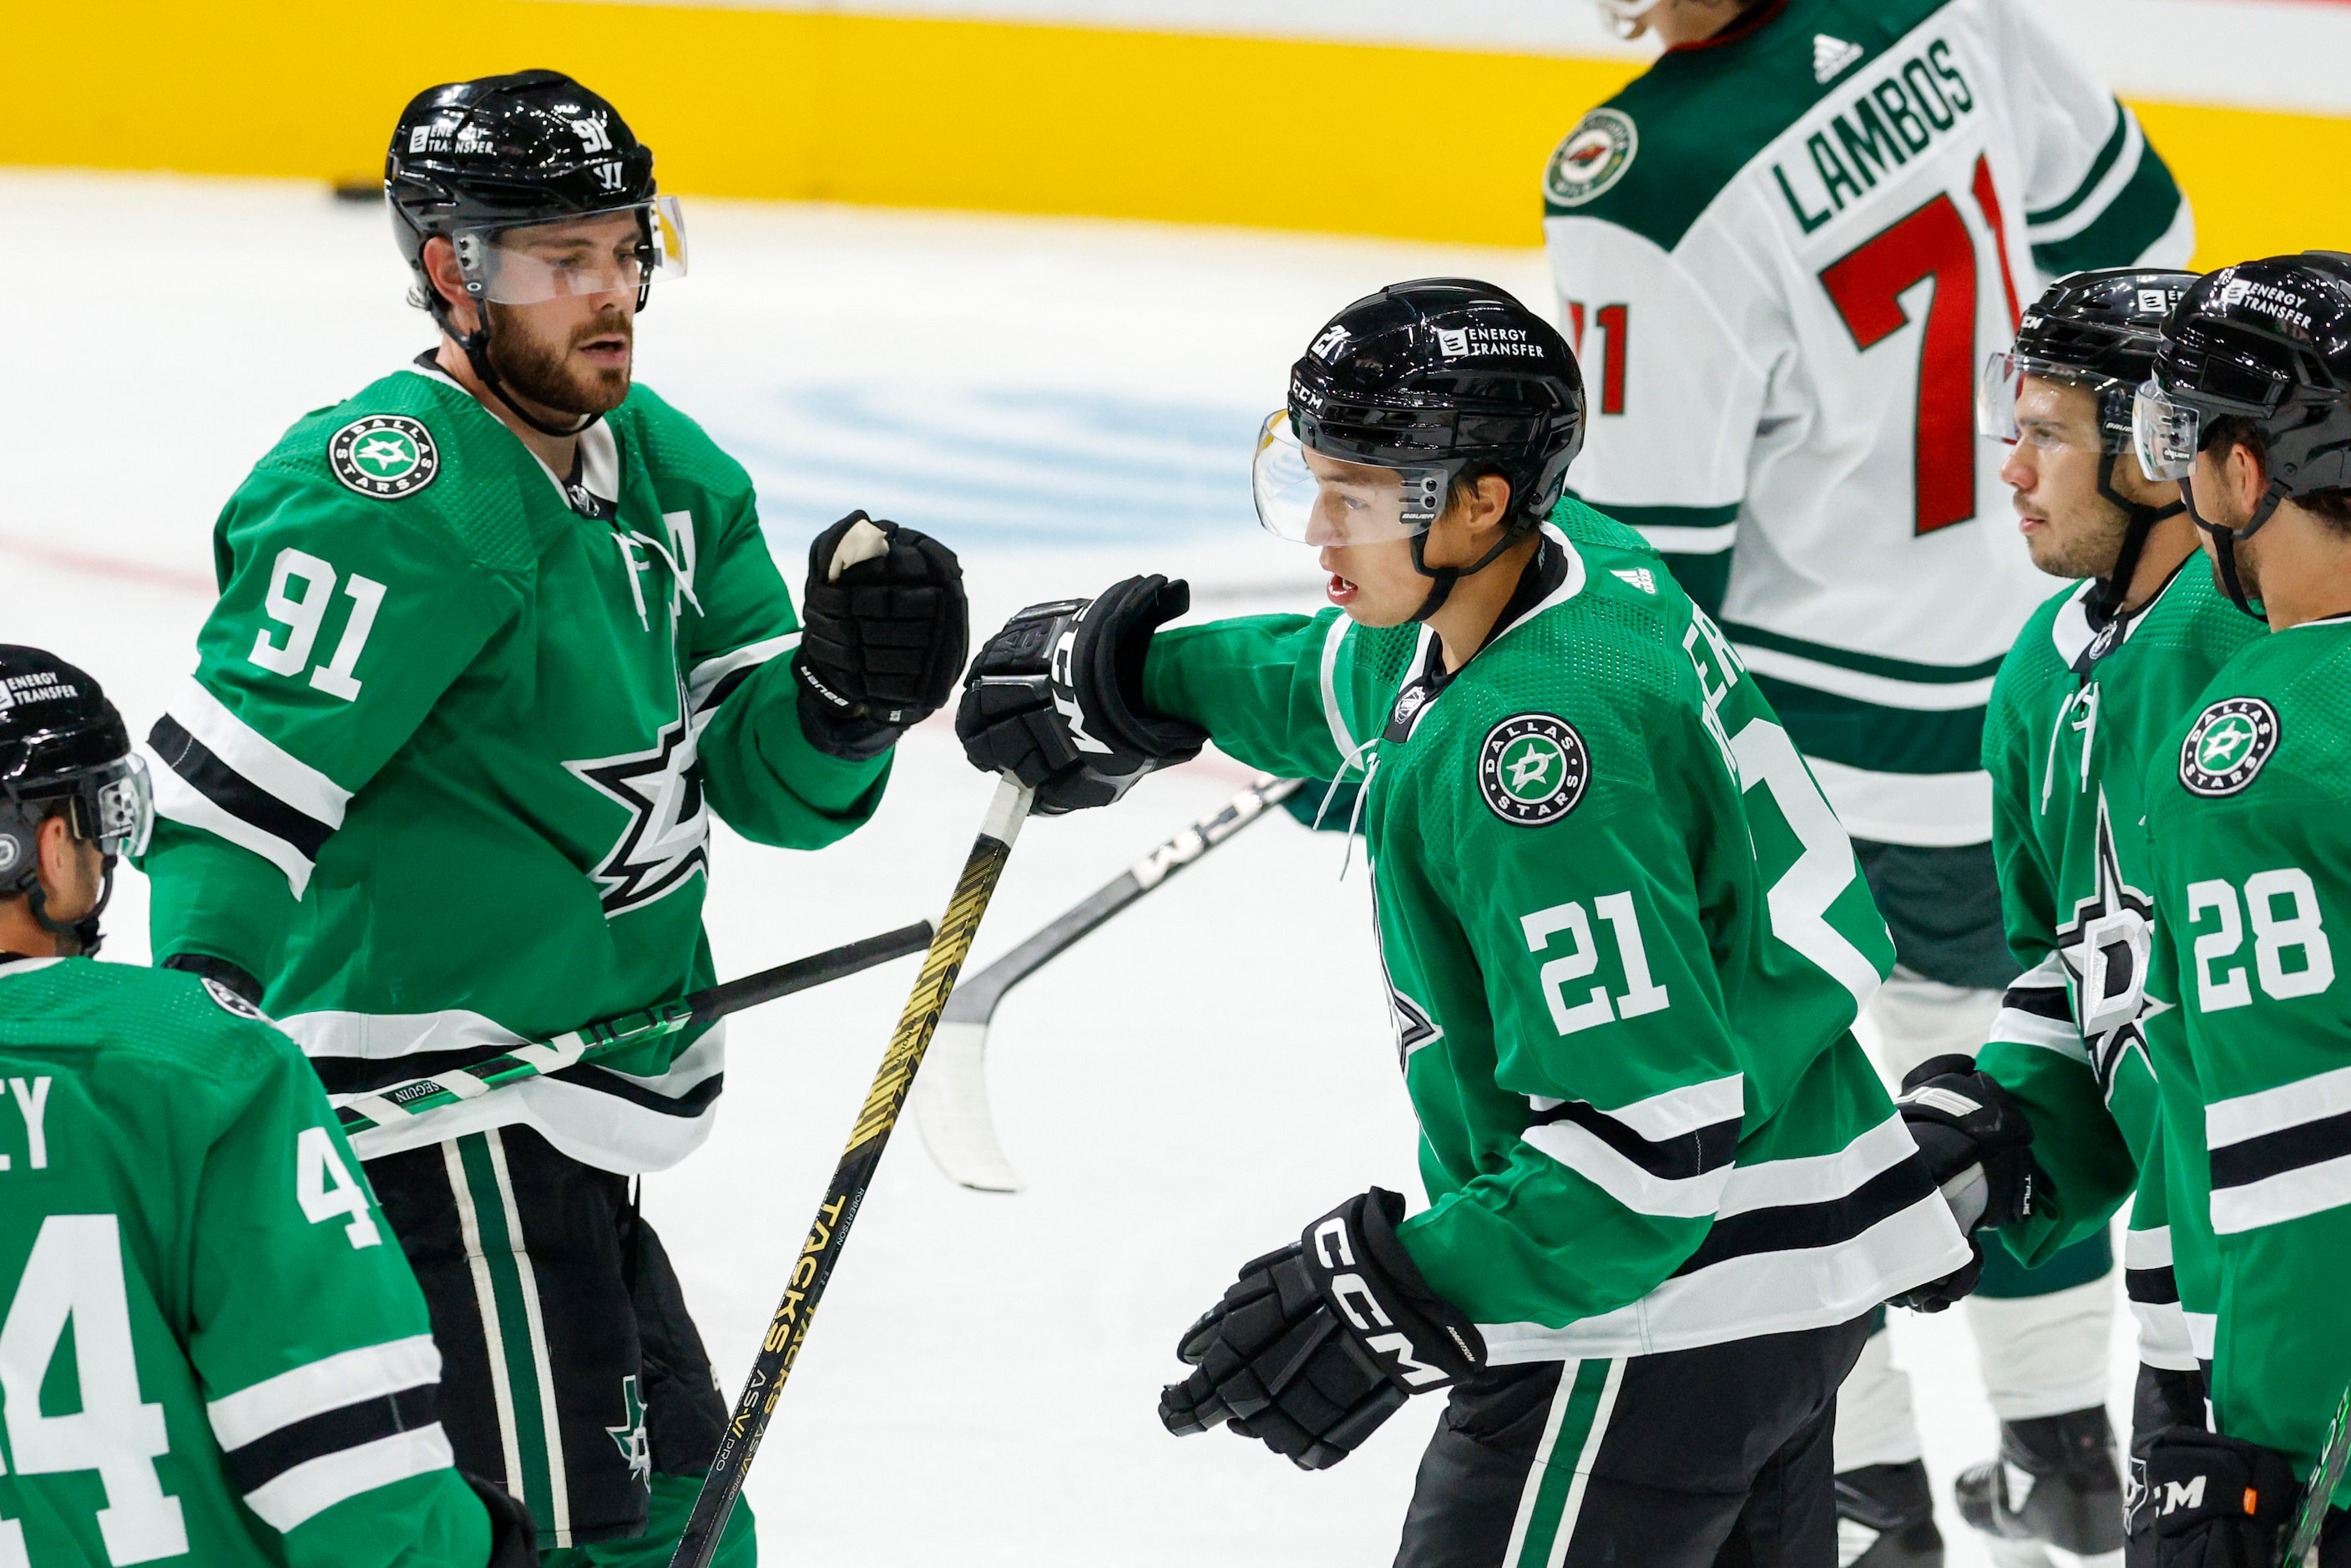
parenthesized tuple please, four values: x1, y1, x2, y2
(0, 169, 2138, 1566)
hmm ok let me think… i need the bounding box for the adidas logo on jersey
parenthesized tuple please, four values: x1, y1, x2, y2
(1813, 33, 1863, 83)
(1612, 568, 1656, 594)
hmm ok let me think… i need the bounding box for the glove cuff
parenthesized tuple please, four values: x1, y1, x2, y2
(2131, 1428, 2299, 1544)
(1300, 1188, 1485, 1393)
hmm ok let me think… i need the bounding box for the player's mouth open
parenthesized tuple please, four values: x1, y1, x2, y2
(577, 336, 629, 364)
(1327, 572, 1357, 605)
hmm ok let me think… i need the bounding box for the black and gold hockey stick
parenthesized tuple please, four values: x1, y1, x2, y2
(331, 921, 936, 1156)
(668, 775, 1035, 1568)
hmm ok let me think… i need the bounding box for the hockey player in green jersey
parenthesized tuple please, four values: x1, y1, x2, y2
(1898, 267, 2268, 1564)
(2119, 255, 2351, 1566)
(136, 73, 968, 1565)
(1551, 5, 2193, 1555)
(0, 645, 537, 1568)
(958, 281, 1971, 1567)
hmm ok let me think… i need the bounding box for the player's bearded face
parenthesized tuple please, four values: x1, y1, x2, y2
(484, 294, 635, 417)
(2003, 377, 2126, 580)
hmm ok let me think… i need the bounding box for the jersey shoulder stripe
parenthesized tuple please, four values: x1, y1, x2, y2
(1547, 0, 1951, 250)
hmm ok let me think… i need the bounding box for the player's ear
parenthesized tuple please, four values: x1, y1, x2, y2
(421, 237, 478, 327)
(33, 814, 78, 899)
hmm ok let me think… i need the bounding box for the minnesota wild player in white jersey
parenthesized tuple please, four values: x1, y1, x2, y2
(0, 645, 537, 1568)
(2120, 255, 2351, 1568)
(137, 73, 968, 1565)
(1555, 3, 2193, 1556)
(1901, 267, 2267, 1566)
(960, 281, 1970, 1567)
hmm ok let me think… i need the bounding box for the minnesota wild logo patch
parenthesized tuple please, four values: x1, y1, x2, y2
(2179, 696, 2279, 797)
(1545, 109, 1638, 209)
(328, 414, 440, 498)
(1479, 713, 1590, 827)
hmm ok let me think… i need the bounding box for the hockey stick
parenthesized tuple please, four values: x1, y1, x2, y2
(668, 776, 1034, 1568)
(333, 921, 935, 1155)
(2282, 1378, 2351, 1565)
(913, 774, 1305, 1192)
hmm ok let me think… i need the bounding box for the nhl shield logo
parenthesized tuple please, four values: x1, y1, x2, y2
(328, 414, 441, 499)
(1478, 713, 1590, 827)
(1545, 109, 1638, 209)
(2178, 697, 2279, 797)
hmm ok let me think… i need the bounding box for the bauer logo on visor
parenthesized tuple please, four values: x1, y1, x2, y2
(1478, 714, 1590, 827)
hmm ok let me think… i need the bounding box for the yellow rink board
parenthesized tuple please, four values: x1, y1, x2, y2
(8, 0, 2346, 266)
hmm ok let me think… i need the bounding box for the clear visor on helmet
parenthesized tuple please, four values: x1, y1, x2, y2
(1977, 352, 2130, 453)
(2131, 381, 2205, 482)
(59, 755, 152, 861)
(459, 196, 688, 306)
(1251, 412, 1450, 547)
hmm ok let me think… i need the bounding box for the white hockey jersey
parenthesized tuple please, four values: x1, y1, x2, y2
(1543, 0, 2191, 847)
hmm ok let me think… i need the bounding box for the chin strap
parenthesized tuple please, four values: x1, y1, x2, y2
(2182, 472, 2292, 620)
(430, 293, 602, 440)
(2084, 453, 2187, 625)
(1405, 521, 1540, 625)
(24, 857, 112, 959)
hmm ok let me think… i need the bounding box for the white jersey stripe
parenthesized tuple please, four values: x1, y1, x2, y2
(241, 1426, 457, 1533)
(1547, 1358, 1625, 1568)
(2206, 1063, 2351, 1150)
(685, 632, 800, 714)
(1992, 1008, 2087, 1060)
(206, 1333, 442, 1449)
(1712, 1115, 1917, 1220)
(1730, 645, 1996, 711)
(1803, 759, 1994, 849)
(143, 741, 318, 898)
(164, 677, 351, 827)
(2025, 110, 2146, 244)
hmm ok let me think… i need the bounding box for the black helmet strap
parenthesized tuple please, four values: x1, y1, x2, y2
(1404, 513, 1543, 625)
(2084, 451, 2186, 625)
(425, 286, 604, 440)
(2182, 469, 2293, 619)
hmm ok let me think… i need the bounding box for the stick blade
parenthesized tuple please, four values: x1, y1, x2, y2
(913, 1020, 1024, 1192)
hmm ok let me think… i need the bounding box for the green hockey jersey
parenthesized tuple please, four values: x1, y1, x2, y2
(1977, 559, 2263, 1374)
(0, 955, 488, 1567)
(1543, 0, 2190, 847)
(2145, 615, 2351, 1505)
(1141, 505, 1967, 1357)
(139, 362, 889, 1174)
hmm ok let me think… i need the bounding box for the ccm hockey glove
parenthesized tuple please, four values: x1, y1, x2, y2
(1888, 1055, 2040, 1313)
(793, 511, 968, 761)
(1160, 1188, 1484, 1470)
(2126, 1429, 2299, 1567)
(956, 575, 1206, 814)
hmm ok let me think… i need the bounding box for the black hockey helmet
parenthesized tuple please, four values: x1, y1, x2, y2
(0, 647, 149, 955)
(1979, 268, 2198, 622)
(2135, 252, 2351, 611)
(386, 70, 685, 435)
(1256, 279, 1585, 621)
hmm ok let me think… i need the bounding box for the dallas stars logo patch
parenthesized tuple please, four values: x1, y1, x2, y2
(2178, 697, 2279, 797)
(1478, 713, 1590, 827)
(328, 415, 441, 499)
(2055, 794, 2168, 1094)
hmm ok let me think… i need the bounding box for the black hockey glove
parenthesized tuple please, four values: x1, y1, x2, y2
(1888, 1055, 2040, 1313)
(956, 575, 1206, 815)
(1160, 1188, 1484, 1470)
(2126, 1429, 2299, 1567)
(793, 511, 968, 761)
(460, 1469, 540, 1568)
(1895, 1055, 2041, 1234)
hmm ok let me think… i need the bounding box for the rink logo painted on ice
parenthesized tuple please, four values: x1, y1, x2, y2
(1478, 714, 1590, 827)
(2178, 697, 2280, 797)
(1546, 109, 1638, 210)
(327, 415, 441, 500)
